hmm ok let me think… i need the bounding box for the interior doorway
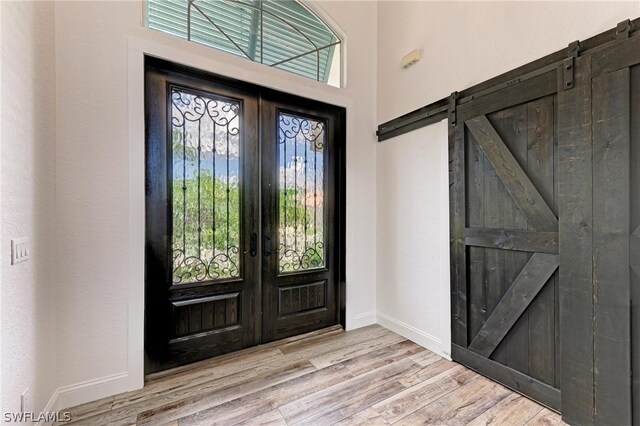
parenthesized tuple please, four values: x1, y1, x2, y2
(144, 57, 345, 374)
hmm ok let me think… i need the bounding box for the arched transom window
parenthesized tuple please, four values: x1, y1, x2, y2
(146, 0, 341, 86)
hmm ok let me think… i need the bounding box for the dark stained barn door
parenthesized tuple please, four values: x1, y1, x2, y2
(631, 58, 640, 426)
(450, 21, 640, 424)
(557, 26, 639, 426)
(632, 62, 640, 426)
(450, 87, 562, 410)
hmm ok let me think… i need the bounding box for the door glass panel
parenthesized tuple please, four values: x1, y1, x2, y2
(277, 112, 326, 273)
(171, 88, 241, 284)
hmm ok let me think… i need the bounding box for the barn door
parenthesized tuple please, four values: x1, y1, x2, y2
(449, 72, 562, 409)
(450, 21, 640, 421)
(557, 25, 639, 425)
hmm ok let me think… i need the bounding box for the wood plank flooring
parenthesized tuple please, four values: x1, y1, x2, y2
(59, 325, 565, 426)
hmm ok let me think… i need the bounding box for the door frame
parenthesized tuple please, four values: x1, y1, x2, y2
(142, 56, 346, 375)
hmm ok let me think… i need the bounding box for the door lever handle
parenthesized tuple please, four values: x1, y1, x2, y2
(264, 235, 272, 257)
(249, 232, 257, 257)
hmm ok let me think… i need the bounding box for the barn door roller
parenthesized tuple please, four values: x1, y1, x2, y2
(616, 19, 634, 39)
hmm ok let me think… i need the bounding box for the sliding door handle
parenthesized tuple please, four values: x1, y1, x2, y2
(264, 235, 272, 257)
(249, 232, 257, 257)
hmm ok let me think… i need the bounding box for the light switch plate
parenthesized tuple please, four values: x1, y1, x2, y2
(11, 238, 30, 265)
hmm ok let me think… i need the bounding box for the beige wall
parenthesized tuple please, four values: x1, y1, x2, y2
(1, 0, 57, 415)
(376, 1, 640, 358)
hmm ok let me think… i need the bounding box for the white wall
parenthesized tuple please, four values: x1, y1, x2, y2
(1, 0, 57, 416)
(10, 0, 639, 414)
(53, 0, 377, 409)
(376, 1, 640, 358)
(376, 121, 450, 357)
(378, 1, 640, 123)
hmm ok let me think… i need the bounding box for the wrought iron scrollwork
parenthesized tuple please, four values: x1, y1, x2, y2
(278, 113, 326, 273)
(171, 88, 241, 284)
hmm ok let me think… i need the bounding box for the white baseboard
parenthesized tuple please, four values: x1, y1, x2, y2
(39, 389, 61, 426)
(346, 311, 377, 330)
(376, 312, 451, 360)
(38, 372, 129, 426)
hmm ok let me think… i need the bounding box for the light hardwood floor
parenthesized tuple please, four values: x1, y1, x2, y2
(59, 325, 565, 425)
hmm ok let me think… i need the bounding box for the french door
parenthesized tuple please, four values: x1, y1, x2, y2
(261, 97, 340, 342)
(145, 58, 344, 374)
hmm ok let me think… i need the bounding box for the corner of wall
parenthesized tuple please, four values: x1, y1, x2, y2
(376, 312, 449, 360)
(346, 312, 377, 331)
(38, 371, 129, 424)
(372, 0, 379, 318)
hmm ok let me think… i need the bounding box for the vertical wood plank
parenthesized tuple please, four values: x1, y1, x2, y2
(189, 304, 202, 334)
(203, 301, 214, 330)
(214, 300, 226, 327)
(526, 96, 555, 386)
(176, 307, 189, 336)
(450, 121, 468, 346)
(484, 114, 506, 334)
(309, 285, 316, 308)
(282, 289, 291, 315)
(592, 66, 632, 425)
(317, 284, 324, 307)
(300, 286, 308, 310)
(553, 94, 561, 390)
(467, 128, 486, 342)
(557, 55, 594, 426)
(225, 298, 236, 325)
(489, 105, 527, 370)
(291, 287, 299, 313)
(482, 113, 506, 362)
(630, 63, 640, 426)
(499, 104, 530, 374)
(492, 109, 510, 367)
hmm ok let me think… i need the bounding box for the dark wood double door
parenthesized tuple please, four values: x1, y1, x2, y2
(450, 24, 639, 424)
(145, 58, 344, 374)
